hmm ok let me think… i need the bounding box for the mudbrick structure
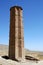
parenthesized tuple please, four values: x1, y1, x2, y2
(9, 6, 25, 61)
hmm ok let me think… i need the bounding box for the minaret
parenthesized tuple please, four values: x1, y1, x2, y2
(9, 6, 25, 61)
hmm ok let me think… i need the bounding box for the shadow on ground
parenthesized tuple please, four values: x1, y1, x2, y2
(1, 55, 20, 62)
(2, 56, 9, 60)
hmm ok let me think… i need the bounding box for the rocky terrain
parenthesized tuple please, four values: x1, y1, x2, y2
(0, 56, 43, 65)
(0, 44, 43, 60)
(0, 44, 43, 65)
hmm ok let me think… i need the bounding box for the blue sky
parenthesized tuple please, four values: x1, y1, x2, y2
(0, 0, 43, 51)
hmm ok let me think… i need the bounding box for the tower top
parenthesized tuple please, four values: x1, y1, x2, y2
(10, 6, 23, 10)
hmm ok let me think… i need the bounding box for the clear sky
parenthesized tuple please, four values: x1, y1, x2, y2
(0, 0, 43, 51)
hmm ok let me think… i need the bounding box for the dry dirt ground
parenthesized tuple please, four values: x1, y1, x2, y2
(0, 56, 43, 65)
(0, 44, 43, 65)
(0, 44, 43, 60)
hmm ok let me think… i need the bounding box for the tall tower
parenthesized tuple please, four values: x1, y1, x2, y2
(9, 6, 25, 61)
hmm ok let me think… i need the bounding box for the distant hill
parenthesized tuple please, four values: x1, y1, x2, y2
(0, 44, 43, 60)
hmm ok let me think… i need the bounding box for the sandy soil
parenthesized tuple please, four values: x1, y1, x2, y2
(0, 56, 43, 65)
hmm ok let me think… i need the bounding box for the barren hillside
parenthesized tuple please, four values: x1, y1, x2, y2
(0, 44, 43, 60)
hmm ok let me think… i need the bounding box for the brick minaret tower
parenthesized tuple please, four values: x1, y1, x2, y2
(9, 6, 25, 61)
